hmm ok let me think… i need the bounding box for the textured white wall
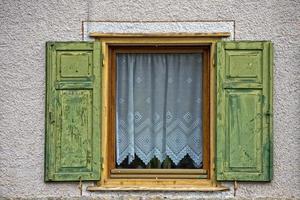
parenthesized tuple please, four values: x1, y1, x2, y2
(0, 0, 299, 199)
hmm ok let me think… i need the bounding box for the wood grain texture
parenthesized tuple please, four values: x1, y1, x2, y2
(96, 36, 221, 189)
(87, 185, 229, 191)
(45, 42, 102, 181)
(216, 41, 273, 181)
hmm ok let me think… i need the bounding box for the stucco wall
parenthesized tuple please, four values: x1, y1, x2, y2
(0, 0, 299, 199)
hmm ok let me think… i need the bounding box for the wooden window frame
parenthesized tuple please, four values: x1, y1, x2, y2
(88, 33, 229, 191)
(109, 46, 210, 179)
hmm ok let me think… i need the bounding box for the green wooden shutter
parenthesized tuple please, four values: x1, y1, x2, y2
(216, 41, 273, 181)
(45, 42, 102, 181)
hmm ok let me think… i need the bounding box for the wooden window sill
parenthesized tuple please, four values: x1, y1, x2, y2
(87, 185, 229, 192)
(110, 169, 208, 179)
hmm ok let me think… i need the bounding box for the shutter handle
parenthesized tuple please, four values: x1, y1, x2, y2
(49, 112, 55, 124)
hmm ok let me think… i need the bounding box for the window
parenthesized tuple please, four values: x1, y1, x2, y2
(45, 35, 273, 191)
(109, 46, 210, 179)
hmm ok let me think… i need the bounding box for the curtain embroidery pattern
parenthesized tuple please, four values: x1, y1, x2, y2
(116, 53, 203, 167)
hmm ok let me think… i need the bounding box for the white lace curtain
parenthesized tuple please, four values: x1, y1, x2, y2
(116, 53, 203, 167)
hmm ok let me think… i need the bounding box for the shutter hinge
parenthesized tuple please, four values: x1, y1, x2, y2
(102, 53, 105, 67)
(265, 111, 272, 116)
(49, 112, 55, 124)
(214, 48, 217, 68)
(265, 111, 272, 124)
(100, 157, 104, 170)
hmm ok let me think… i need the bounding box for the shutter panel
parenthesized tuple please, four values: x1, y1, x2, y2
(216, 41, 273, 181)
(45, 42, 101, 181)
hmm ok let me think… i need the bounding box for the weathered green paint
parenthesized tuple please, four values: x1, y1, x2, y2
(216, 41, 273, 181)
(45, 42, 102, 181)
(59, 53, 92, 78)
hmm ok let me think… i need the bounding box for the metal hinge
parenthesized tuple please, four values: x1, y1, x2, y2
(49, 112, 55, 124)
(102, 53, 105, 67)
(265, 111, 272, 116)
(214, 45, 218, 68)
(100, 157, 104, 170)
(265, 111, 272, 124)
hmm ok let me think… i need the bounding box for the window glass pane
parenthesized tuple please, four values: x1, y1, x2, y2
(116, 53, 203, 169)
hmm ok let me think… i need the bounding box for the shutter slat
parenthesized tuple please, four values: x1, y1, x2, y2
(45, 42, 101, 181)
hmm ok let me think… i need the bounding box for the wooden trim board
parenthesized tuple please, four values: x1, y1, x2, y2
(93, 35, 227, 190)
